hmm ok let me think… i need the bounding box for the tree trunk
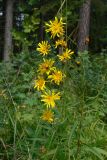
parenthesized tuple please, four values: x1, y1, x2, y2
(0, 0, 6, 60)
(78, 0, 91, 52)
(3, 0, 14, 61)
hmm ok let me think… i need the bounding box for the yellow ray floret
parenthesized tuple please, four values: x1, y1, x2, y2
(48, 70, 64, 85)
(57, 49, 74, 62)
(34, 77, 46, 91)
(45, 17, 65, 38)
(38, 59, 55, 75)
(37, 41, 51, 56)
(55, 39, 67, 48)
(41, 90, 60, 108)
(41, 110, 54, 123)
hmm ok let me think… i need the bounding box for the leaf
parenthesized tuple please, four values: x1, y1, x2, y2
(22, 113, 33, 122)
(93, 147, 107, 157)
(85, 146, 104, 160)
(28, 0, 38, 5)
(68, 121, 78, 146)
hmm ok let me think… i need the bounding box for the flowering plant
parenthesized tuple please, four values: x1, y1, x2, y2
(34, 17, 74, 123)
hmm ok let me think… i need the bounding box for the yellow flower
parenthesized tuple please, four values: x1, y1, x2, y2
(55, 39, 67, 48)
(41, 90, 60, 108)
(34, 77, 46, 91)
(38, 59, 55, 75)
(45, 17, 65, 38)
(41, 110, 54, 123)
(37, 41, 51, 56)
(57, 49, 74, 62)
(48, 70, 64, 85)
(76, 61, 81, 65)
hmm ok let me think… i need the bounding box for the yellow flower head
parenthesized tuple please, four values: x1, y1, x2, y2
(58, 49, 74, 62)
(48, 70, 64, 85)
(41, 90, 60, 108)
(45, 17, 65, 38)
(37, 41, 51, 56)
(55, 39, 67, 48)
(76, 61, 81, 65)
(34, 77, 46, 91)
(38, 59, 55, 75)
(41, 110, 54, 123)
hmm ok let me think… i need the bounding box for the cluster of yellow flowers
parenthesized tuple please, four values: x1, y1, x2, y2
(34, 17, 74, 123)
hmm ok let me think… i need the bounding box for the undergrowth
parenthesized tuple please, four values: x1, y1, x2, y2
(0, 51, 107, 160)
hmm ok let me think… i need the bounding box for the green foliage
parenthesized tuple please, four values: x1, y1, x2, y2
(12, 0, 60, 52)
(12, 9, 40, 49)
(12, 0, 84, 53)
(0, 51, 107, 159)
